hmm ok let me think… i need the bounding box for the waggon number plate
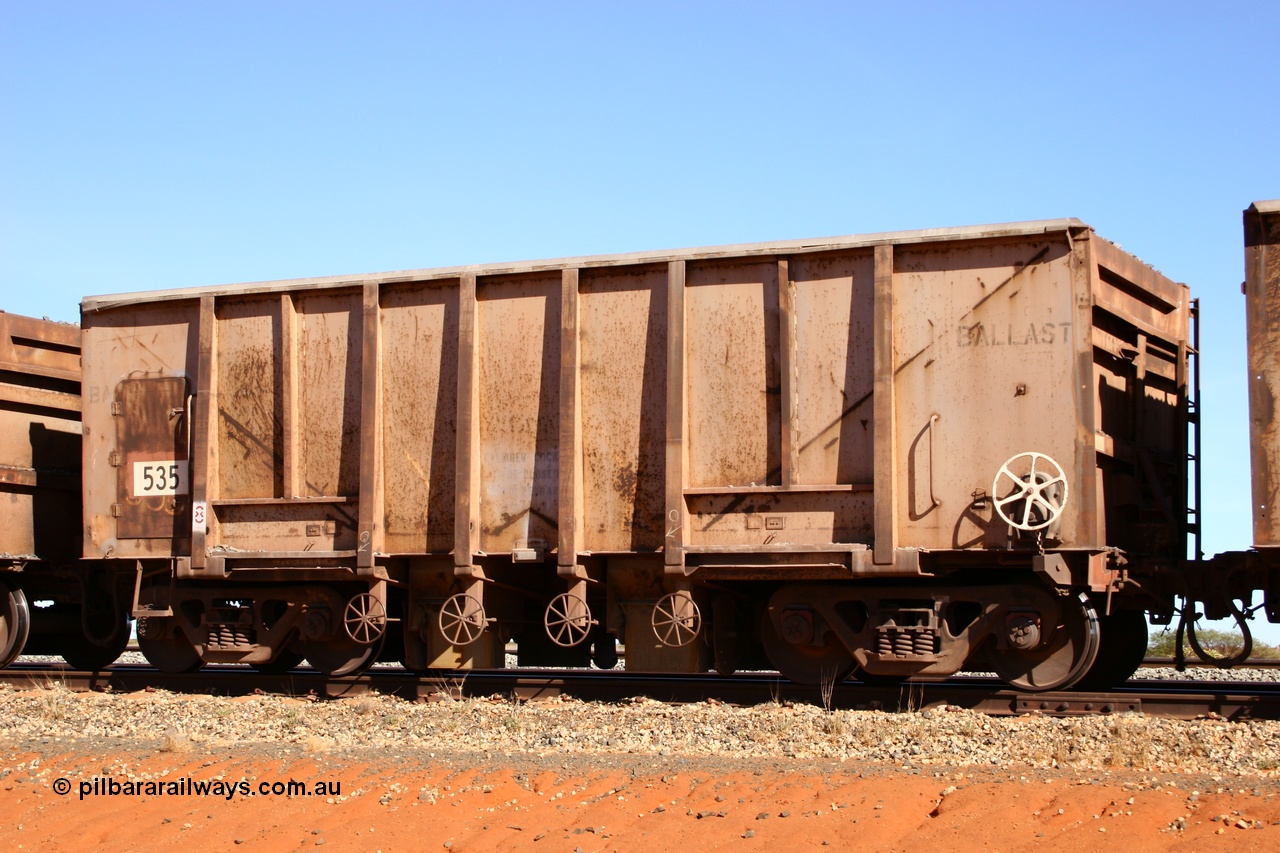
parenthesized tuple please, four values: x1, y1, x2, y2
(131, 460, 189, 497)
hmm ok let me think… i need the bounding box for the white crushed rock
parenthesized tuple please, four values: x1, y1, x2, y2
(1132, 666, 1280, 682)
(2, 682, 1278, 779)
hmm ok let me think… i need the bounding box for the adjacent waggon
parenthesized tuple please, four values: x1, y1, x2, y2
(0, 311, 130, 670)
(5, 206, 1279, 692)
(1242, 201, 1280, 628)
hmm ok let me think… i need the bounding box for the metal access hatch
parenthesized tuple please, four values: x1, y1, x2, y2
(113, 376, 190, 539)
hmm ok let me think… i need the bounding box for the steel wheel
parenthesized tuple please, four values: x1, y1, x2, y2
(253, 648, 306, 674)
(760, 607, 856, 686)
(591, 634, 619, 669)
(545, 593, 593, 648)
(0, 585, 31, 669)
(712, 595, 743, 676)
(58, 618, 131, 671)
(343, 592, 388, 644)
(652, 592, 701, 647)
(1074, 609, 1148, 690)
(438, 594, 487, 646)
(136, 616, 204, 674)
(986, 593, 1100, 691)
(303, 633, 385, 677)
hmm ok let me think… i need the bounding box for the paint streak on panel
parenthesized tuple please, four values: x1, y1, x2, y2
(297, 291, 362, 498)
(580, 266, 667, 551)
(685, 260, 780, 488)
(380, 282, 459, 554)
(216, 298, 281, 499)
(477, 274, 560, 553)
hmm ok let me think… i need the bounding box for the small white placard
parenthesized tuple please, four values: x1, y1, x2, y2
(131, 459, 189, 497)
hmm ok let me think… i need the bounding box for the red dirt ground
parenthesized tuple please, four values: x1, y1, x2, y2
(1, 745, 1277, 851)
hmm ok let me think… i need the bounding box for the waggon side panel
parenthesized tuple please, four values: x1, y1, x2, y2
(679, 255, 880, 551)
(578, 265, 668, 553)
(1247, 201, 1280, 548)
(891, 237, 1080, 551)
(81, 302, 199, 558)
(1087, 235, 1191, 562)
(685, 258, 782, 490)
(0, 312, 80, 384)
(214, 296, 284, 501)
(790, 252, 876, 489)
(205, 290, 366, 556)
(475, 273, 561, 555)
(379, 281, 459, 555)
(296, 289, 363, 500)
(0, 312, 82, 562)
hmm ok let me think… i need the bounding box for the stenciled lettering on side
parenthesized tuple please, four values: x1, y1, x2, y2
(956, 322, 1071, 347)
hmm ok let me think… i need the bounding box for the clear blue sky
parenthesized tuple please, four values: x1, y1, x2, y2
(4, 2, 1278, 641)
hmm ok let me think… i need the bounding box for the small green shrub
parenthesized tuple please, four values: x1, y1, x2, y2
(1146, 627, 1279, 661)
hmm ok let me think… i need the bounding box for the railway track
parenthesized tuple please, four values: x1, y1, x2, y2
(3, 662, 1278, 721)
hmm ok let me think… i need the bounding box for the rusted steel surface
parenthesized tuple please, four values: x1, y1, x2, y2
(112, 376, 188, 540)
(0, 312, 82, 562)
(80, 305, 197, 557)
(476, 273, 561, 555)
(381, 283, 458, 555)
(579, 265, 667, 553)
(76, 217, 1199, 680)
(1247, 201, 1280, 548)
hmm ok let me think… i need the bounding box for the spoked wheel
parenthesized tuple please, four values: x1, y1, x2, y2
(760, 608, 857, 686)
(137, 616, 204, 674)
(652, 592, 702, 647)
(438, 594, 487, 646)
(303, 633, 385, 677)
(0, 585, 31, 669)
(343, 592, 388, 645)
(985, 593, 1100, 692)
(253, 648, 306, 674)
(544, 593, 593, 648)
(1074, 609, 1148, 691)
(992, 452, 1069, 532)
(1185, 600, 1253, 668)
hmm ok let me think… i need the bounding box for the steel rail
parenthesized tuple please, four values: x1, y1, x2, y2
(3, 663, 1279, 721)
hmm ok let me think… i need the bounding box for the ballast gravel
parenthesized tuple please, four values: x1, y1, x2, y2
(2, 678, 1279, 779)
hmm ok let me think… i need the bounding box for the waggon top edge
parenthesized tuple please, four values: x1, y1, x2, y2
(79, 217, 1092, 314)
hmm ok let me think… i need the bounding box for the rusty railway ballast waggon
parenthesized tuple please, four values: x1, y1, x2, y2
(0, 312, 132, 670)
(4, 206, 1280, 692)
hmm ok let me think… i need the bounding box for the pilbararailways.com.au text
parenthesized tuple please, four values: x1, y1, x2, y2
(65, 776, 340, 801)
